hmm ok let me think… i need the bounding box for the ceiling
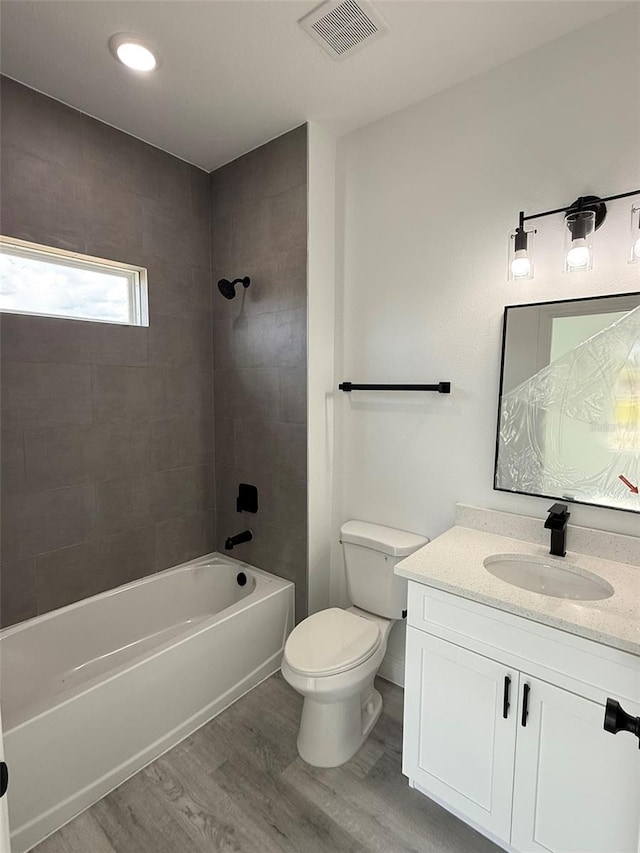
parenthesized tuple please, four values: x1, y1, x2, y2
(0, 0, 625, 172)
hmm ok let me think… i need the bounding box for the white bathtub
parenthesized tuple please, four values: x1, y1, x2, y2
(0, 553, 294, 852)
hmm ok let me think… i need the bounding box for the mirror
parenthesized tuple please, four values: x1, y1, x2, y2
(494, 292, 640, 514)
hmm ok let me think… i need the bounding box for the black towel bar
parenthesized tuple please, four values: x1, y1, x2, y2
(338, 382, 451, 394)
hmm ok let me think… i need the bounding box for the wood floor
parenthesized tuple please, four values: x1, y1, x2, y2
(33, 674, 501, 853)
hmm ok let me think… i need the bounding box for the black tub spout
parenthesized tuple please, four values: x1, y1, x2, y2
(225, 530, 253, 551)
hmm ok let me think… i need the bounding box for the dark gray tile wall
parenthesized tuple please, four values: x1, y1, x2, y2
(210, 126, 308, 621)
(0, 78, 215, 627)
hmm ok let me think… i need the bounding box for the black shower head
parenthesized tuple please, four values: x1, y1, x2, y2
(217, 276, 250, 300)
(218, 279, 235, 300)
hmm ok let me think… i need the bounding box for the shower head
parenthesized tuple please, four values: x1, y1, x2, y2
(217, 279, 235, 300)
(217, 276, 250, 300)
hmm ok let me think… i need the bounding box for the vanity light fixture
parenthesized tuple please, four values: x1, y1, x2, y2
(564, 204, 598, 273)
(630, 205, 640, 264)
(109, 34, 160, 72)
(509, 188, 640, 281)
(508, 225, 535, 281)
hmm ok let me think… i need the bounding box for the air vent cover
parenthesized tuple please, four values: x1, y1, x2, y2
(299, 0, 389, 61)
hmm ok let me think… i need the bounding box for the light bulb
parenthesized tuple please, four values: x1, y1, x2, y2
(116, 42, 157, 71)
(634, 236, 640, 260)
(511, 253, 531, 279)
(509, 231, 533, 281)
(566, 242, 591, 269)
(564, 209, 595, 273)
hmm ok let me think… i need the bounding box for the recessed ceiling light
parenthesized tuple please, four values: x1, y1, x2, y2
(109, 33, 160, 72)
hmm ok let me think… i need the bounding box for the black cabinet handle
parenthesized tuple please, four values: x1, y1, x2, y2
(503, 676, 511, 719)
(604, 699, 640, 749)
(0, 762, 7, 798)
(521, 683, 530, 727)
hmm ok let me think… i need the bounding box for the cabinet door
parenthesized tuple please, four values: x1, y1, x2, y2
(512, 677, 640, 853)
(403, 627, 518, 842)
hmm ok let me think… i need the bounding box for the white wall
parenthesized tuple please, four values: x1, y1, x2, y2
(307, 122, 337, 614)
(331, 7, 640, 682)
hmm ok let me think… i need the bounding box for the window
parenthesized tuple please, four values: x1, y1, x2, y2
(0, 237, 148, 326)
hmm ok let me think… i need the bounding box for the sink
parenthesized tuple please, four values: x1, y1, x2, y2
(483, 554, 614, 601)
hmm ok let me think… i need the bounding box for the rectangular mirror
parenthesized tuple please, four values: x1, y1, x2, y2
(494, 291, 640, 513)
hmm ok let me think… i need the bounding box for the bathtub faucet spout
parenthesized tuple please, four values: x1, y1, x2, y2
(225, 530, 253, 550)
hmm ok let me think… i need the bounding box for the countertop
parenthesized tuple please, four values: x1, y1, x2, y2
(395, 524, 640, 657)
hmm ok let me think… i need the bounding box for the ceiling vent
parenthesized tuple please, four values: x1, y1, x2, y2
(299, 0, 389, 61)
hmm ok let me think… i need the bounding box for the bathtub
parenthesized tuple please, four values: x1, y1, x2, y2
(0, 553, 294, 853)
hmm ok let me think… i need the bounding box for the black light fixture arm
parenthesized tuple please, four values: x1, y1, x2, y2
(518, 188, 640, 229)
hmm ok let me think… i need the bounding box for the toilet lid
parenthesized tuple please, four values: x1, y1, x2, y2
(284, 608, 381, 676)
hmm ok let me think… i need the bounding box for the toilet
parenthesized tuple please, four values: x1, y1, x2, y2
(281, 520, 428, 767)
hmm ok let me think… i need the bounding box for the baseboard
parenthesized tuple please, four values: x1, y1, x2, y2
(378, 652, 405, 687)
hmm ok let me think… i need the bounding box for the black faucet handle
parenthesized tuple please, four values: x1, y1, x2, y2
(547, 503, 570, 518)
(544, 503, 570, 534)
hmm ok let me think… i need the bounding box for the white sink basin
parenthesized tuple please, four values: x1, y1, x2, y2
(483, 554, 614, 601)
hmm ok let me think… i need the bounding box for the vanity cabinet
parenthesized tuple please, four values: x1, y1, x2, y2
(403, 582, 640, 853)
(404, 628, 518, 840)
(511, 677, 639, 853)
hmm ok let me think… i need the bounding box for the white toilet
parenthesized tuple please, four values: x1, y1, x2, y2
(281, 520, 428, 768)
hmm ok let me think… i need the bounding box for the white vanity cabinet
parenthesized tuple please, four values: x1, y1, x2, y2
(511, 676, 639, 853)
(404, 627, 519, 840)
(403, 581, 640, 853)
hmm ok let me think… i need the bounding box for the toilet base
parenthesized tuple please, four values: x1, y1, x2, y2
(296, 681, 382, 768)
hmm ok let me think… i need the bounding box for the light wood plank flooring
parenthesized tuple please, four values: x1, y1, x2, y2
(34, 674, 501, 853)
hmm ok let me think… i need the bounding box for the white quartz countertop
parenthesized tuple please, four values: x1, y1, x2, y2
(395, 524, 640, 656)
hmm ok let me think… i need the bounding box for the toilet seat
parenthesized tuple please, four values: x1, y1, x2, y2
(284, 608, 381, 677)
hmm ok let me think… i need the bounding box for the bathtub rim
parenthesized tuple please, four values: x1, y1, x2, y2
(0, 551, 264, 638)
(1, 553, 293, 734)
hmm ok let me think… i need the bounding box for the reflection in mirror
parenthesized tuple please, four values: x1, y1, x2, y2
(494, 292, 640, 513)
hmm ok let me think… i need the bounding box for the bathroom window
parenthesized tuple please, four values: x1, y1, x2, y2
(0, 236, 149, 326)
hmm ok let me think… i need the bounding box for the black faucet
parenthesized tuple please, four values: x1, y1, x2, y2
(544, 504, 570, 557)
(225, 530, 252, 551)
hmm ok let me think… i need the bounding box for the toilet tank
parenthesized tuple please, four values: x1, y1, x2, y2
(340, 521, 429, 619)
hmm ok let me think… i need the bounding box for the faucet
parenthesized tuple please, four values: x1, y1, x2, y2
(544, 504, 570, 557)
(225, 530, 252, 551)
